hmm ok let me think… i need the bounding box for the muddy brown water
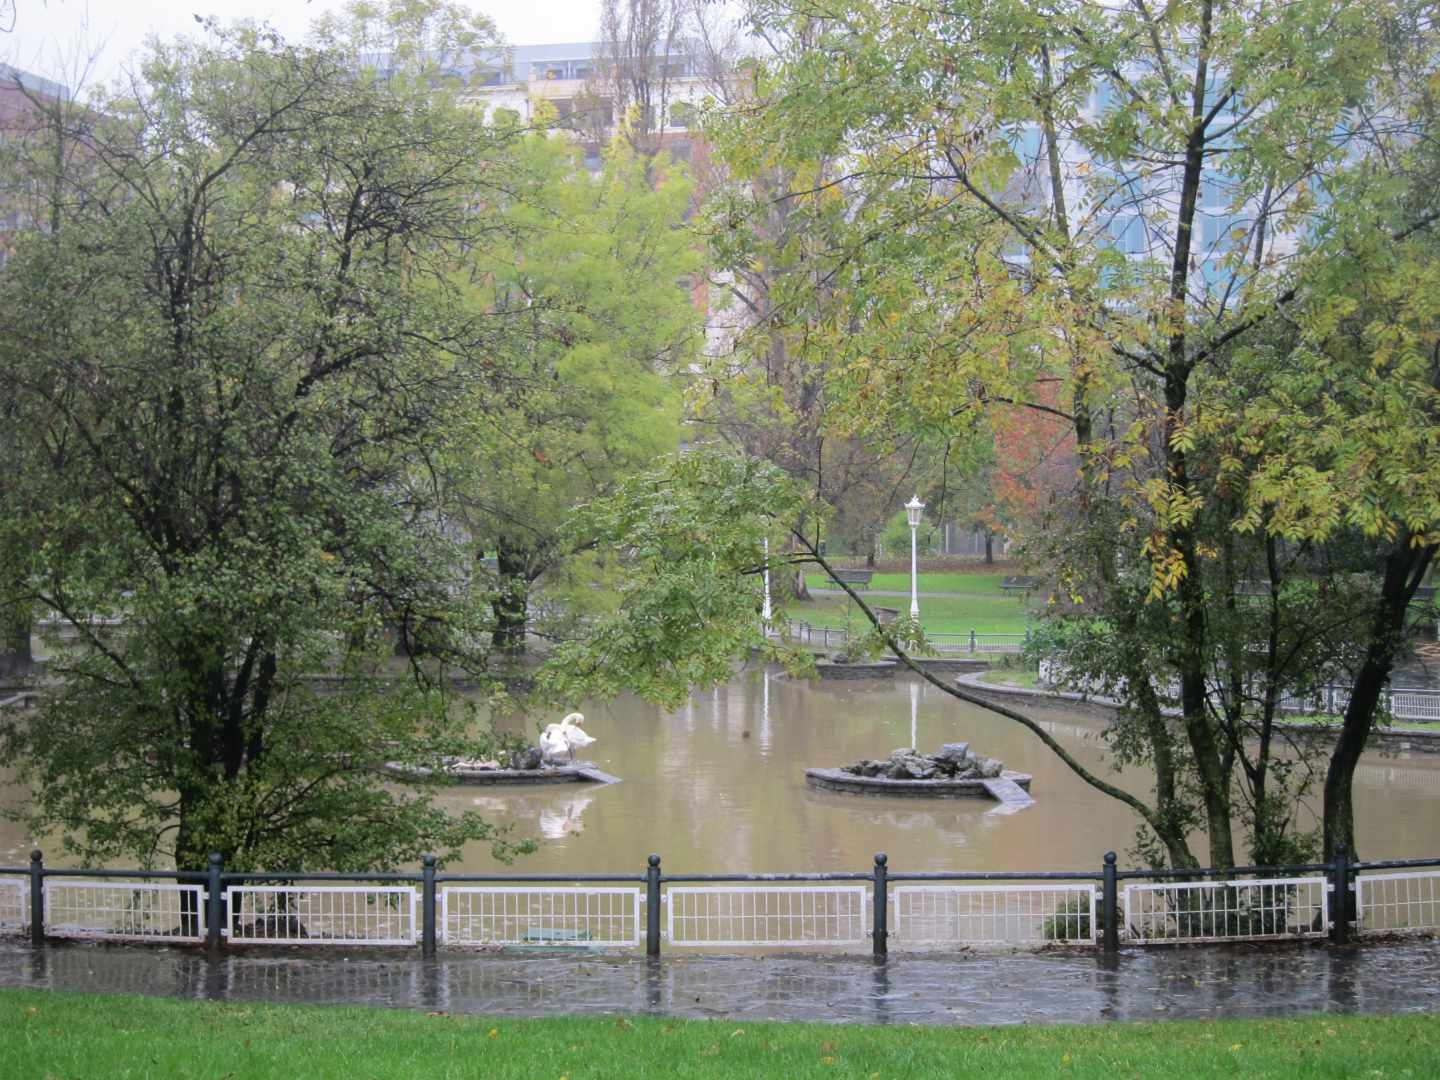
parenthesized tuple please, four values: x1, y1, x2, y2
(3, 668, 1438, 872)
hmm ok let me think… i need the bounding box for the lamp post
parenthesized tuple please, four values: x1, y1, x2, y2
(905, 495, 925, 621)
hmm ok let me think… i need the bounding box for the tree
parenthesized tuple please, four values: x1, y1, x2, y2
(537, 446, 810, 706)
(447, 130, 700, 653)
(0, 10, 539, 872)
(590, 0, 688, 164)
(706, 0, 1433, 867)
(0, 60, 95, 680)
(1222, 17, 1440, 860)
(695, 18, 928, 597)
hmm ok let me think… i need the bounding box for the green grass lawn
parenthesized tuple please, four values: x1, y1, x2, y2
(789, 592, 1038, 636)
(1, 989, 1436, 1078)
(805, 571, 1029, 595)
(977, 668, 1043, 690)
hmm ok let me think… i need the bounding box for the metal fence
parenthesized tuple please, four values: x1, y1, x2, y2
(786, 622, 1028, 655)
(666, 885, 868, 948)
(892, 884, 1097, 946)
(44, 880, 206, 943)
(2, 848, 1437, 957)
(441, 886, 641, 948)
(1123, 877, 1329, 944)
(1356, 870, 1440, 935)
(0, 876, 27, 932)
(1044, 659, 1440, 726)
(226, 885, 419, 946)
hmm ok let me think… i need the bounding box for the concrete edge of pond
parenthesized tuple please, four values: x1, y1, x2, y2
(382, 763, 621, 785)
(804, 767, 1033, 799)
(953, 672, 1440, 754)
(813, 661, 898, 680)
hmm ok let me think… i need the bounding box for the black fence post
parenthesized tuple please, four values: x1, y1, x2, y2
(1331, 844, 1351, 945)
(28, 849, 43, 948)
(1101, 851, 1119, 953)
(872, 853, 888, 958)
(421, 854, 437, 958)
(205, 853, 224, 953)
(646, 854, 662, 957)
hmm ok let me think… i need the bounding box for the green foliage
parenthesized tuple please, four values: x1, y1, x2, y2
(0, 12, 539, 871)
(704, 0, 1439, 869)
(537, 448, 808, 708)
(1041, 895, 1092, 943)
(445, 131, 699, 650)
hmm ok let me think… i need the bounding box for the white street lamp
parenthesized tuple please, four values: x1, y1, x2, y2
(905, 495, 925, 620)
(761, 536, 772, 630)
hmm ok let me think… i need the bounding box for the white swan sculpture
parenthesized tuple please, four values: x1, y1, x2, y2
(539, 712, 596, 766)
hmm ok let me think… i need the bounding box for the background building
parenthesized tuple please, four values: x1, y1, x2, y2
(463, 41, 709, 170)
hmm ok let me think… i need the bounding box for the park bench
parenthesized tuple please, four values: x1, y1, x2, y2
(1000, 575, 1040, 599)
(832, 569, 874, 589)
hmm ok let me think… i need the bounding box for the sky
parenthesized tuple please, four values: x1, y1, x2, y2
(3, 0, 603, 90)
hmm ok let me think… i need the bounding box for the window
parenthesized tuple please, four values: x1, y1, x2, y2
(1200, 174, 1231, 213)
(1092, 79, 1118, 117)
(668, 100, 696, 129)
(1010, 124, 1043, 165)
(1197, 173, 1237, 251)
(1104, 215, 1147, 255)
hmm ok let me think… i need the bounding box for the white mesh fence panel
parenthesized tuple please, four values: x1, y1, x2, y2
(226, 886, 418, 945)
(1388, 692, 1440, 723)
(1356, 872, 1440, 934)
(439, 887, 641, 947)
(44, 881, 205, 942)
(666, 886, 868, 947)
(1123, 877, 1328, 943)
(927, 634, 1026, 654)
(892, 884, 1097, 946)
(0, 877, 27, 933)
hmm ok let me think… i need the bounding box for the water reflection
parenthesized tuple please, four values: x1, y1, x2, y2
(537, 795, 593, 841)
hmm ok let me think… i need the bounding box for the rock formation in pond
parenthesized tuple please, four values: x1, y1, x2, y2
(507, 746, 545, 771)
(841, 742, 1006, 782)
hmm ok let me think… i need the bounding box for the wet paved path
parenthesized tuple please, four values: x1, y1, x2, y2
(2, 940, 1439, 1026)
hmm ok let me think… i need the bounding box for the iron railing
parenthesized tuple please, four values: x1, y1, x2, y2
(1038, 660, 1440, 727)
(786, 622, 1029, 654)
(4, 847, 1435, 957)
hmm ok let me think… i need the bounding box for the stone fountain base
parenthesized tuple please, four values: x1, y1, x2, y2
(805, 742, 1033, 803)
(382, 761, 620, 786)
(804, 766, 1032, 799)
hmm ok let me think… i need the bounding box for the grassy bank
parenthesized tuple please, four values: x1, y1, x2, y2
(789, 592, 1037, 636)
(977, 668, 1043, 690)
(2, 989, 1436, 1079)
(804, 571, 1030, 595)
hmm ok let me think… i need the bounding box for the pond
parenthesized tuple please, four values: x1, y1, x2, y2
(442, 668, 1440, 875)
(3, 668, 1437, 873)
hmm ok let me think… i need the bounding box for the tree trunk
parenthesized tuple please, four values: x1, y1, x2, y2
(491, 540, 529, 654)
(1324, 539, 1435, 865)
(984, 532, 994, 566)
(791, 568, 811, 601)
(0, 596, 33, 679)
